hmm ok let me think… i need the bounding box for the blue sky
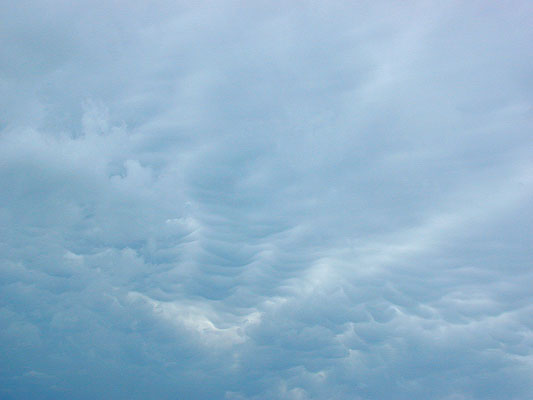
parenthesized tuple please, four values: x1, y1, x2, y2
(1, 1, 532, 399)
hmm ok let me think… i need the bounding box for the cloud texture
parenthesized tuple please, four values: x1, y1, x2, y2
(1, 1, 532, 399)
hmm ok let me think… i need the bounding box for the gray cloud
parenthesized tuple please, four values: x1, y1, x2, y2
(1, 1, 532, 399)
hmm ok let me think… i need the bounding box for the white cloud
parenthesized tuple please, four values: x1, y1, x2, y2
(1, 1, 532, 399)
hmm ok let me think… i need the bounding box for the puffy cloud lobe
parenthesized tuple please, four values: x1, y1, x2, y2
(1, 1, 532, 399)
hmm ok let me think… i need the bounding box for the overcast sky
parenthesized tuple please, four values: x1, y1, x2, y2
(1, 1, 532, 399)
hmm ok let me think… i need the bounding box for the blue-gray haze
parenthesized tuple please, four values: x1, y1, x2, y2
(1, 1, 532, 399)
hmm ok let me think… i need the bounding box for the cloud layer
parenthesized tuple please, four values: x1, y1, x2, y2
(1, 1, 532, 399)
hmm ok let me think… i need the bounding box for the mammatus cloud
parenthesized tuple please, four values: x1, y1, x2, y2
(1, 1, 532, 399)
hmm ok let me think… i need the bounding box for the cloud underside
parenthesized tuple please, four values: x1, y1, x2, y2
(1, 1, 532, 399)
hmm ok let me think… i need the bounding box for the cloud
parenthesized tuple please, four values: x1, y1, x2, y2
(1, 1, 532, 399)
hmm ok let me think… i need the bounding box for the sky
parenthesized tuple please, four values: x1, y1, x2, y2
(0, 1, 532, 399)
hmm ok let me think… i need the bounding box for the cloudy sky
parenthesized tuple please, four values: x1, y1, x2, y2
(1, 1, 532, 399)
